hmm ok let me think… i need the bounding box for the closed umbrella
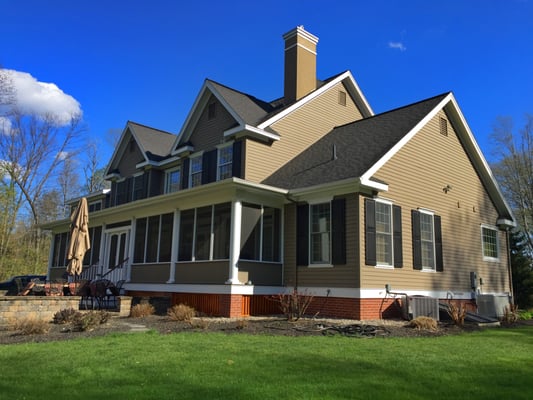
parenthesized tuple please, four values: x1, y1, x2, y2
(66, 197, 91, 277)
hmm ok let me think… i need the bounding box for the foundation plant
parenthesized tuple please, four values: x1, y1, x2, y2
(272, 288, 314, 322)
(130, 303, 155, 318)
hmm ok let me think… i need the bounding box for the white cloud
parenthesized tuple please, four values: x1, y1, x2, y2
(2, 69, 82, 125)
(0, 116, 12, 135)
(388, 41, 407, 52)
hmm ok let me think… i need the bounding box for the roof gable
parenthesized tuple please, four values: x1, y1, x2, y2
(105, 121, 176, 178)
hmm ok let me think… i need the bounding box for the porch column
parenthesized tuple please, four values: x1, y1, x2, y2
(99, 223, 106, 279)
(226, 200, 242, 284)
(167, 209, 180, 284)
(126, 221, 134, 282)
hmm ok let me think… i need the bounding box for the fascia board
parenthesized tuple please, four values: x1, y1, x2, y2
(258, 71, 373, 129)
(360, 93, 453, 183)
(288, 177, 362, 201)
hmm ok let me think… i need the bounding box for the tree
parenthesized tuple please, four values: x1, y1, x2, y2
(491, 115, 533, 253)
(83, 141, 109, 193)
(510, 230, 533, 308)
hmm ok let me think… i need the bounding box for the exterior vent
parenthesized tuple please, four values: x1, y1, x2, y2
(403, 296, 440, 321)
(477, 294, 510, 318)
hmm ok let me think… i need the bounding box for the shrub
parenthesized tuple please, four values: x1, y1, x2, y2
(518, 309, 532, 320)
(53, 308, 80, 325)
(167, 304, 196, 322)
(272, 288, 314, 321)
(71, 310, 108, 332)
(191, 318, 210, 329)
(501, 304, 519, 325)
(447, 300, 467, 326)
(408, 316, 438, 331)
(10, 317, 50, 335)
(130, 303, 155, 318)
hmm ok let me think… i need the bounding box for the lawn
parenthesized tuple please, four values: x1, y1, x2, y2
(0, 326, 531, 400)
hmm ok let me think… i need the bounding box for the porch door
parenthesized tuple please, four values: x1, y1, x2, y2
(103, 229, 129, 280)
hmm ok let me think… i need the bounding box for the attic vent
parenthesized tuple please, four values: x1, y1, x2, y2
(338, 90, 347, 106)
(208, 102, 217, 120)
(440, 117, 448, 136)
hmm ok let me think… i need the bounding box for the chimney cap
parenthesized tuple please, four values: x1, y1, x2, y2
(282, 25, 319, 44)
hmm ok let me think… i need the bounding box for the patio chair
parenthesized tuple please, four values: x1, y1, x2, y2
(76, 280, 93, 309)
(92, 279, 111, 309)
(106, 279, 125, 308)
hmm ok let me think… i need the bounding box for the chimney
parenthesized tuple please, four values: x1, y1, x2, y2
(283, 26, 319, 104)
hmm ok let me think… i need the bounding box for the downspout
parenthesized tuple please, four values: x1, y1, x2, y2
(385, 284, 410, 320)
(505, 228, 514, 304)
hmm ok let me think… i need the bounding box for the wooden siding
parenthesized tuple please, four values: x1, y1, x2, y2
(130, 263, 170, 283)
(188, 95, 238, 152)
(245, 82, 364, 183)
(360, 110, 510, 293)
(283, 195, 360, 288)
(237, 261, 283, 286)
(174, 261, 228, 284)
(117, 139, 144, 177)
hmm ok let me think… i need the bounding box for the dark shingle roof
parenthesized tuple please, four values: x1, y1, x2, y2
(263, 93, 449, 189)
(128, 121, 176, 162)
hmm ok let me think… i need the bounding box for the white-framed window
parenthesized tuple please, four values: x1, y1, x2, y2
(481, 225, 499, 261)
(189, 154, 202, 188)
(217, 144, 233, 181)
(419, 210, 435, 270)
(375, 200, 393, 267)
(165, 167, 181, 193)
(310, 202, 331, 265)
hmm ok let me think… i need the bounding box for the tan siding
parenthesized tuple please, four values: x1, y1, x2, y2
(189, 95, 238, 151)
(284, 195, 360, 288)
(360, 110, 510, 293)
(245, 82, 364, 183)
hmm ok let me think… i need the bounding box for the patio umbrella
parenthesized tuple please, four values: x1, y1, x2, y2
(66, 197, 91, 277)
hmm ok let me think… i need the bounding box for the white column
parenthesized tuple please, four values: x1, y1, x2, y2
(167, 209, 180, 283)
(226, 200, 242, 284)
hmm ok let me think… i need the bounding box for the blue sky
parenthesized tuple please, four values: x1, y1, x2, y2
(1, 0, 532, 168)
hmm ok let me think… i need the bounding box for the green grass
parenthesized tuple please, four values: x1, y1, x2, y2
(1, 326, 532, 400)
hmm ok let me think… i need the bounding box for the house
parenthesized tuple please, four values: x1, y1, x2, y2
(44, 26, 515, 319)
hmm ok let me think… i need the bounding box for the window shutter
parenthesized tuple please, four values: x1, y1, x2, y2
(434, 215, 443, 271)
(296, 204, 309, 266)
(331, 198, 346, 265)
(126, 177, 133, 203)
(110, 181, 117, 206)
(393, 205, 403, 268)
(181, 159, 190, 189)
(149, 170, 162, 197)
(365, 199, 376, 266)
(412, 210, 422, 270)
(202, 149, 217, 184)
(232, 140, 243, 178)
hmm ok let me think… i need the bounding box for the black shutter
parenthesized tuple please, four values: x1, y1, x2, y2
(434, 215, 443, 271)
(181, 158, 190, 189)
(202, 149, 217, 184)
(412, 210, 422, 270)
(331, 198, 346, 265)
(393, 205, 403, 268)
(365, 199, 376, 266)
(296, 204, 309, 266)
(149, 170, 162, 197)
(126, 177, 133, 203)
(110, 181, 117, 206)
(232, 140, 243, 178)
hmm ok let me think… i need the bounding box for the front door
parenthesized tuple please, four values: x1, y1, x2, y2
(103, 228, 129, 281)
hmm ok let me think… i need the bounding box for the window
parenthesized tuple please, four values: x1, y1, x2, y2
(189, 155, 202, 188)
(296, 199, 345, 267)
(88, 201, 102, 213)
(165, 168, 181, 193)
(217, 145, 233, 181)
(133, 213, 174, 263)
(52, 232, 69, 267)
(419, 212, 435, 269)
(241, 204, 281, 262)
(365, 199, 403, 268)
(178, 203, 231, 261)
(132, 173, 146, 201)
(481, 226, 499, 260)
(412, 209, 443, 271)
(83, 226, 102, 266)
(375, 201, 393, 266)
(310, 203, 331, 264)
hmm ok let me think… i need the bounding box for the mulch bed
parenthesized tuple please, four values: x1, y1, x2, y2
(0, 314, 506, 345)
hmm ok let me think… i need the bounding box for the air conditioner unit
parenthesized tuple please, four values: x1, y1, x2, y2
(403, 296, 440, 321)
(477, 294, 510, 318)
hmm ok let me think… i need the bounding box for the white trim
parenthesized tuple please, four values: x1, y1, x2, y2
(164, 166, 181, 194)
(481, 224, 500, 262)
(224, 124, 280, 142)
(284, 42, 317, 55)
(282, 26, 319, 45)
